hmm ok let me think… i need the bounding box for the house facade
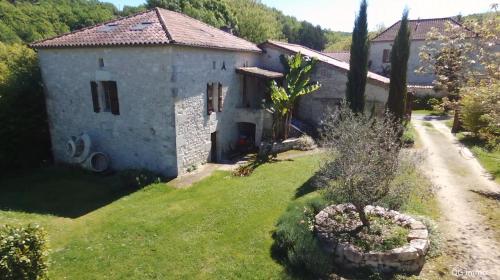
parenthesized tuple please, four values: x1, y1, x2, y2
(368, 17, 475, 95)
(260, 41, 389, 125)
(32, 8, 389, 177)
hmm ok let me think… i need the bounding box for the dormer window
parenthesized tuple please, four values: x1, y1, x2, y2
(130, 22, 153, 31)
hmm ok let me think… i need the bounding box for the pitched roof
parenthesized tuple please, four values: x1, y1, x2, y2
(323, 52, 350, 63)
(261, 40, 389, 87)
(30, 8, 261, 52)
(371, 17, 475, 42)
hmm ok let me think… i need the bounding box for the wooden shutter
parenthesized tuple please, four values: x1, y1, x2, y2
(207, 83, 214, 114)
(383, 49, 390, 63)
(217, 83, 223, 112)
(90, 81, 100, 113)
(108, 81, 120, 115)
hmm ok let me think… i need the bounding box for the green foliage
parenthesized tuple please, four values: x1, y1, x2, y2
(0, 0, 116, 44)
(269, 53, 321, 139)
(0, 224, 49, 280)
(460, 82, 500, 149)
(387, 9, 411, 121)
(346, 0, 369, 113)
(119, 169, 163, 190)
(273, 196, 333, 277)
(0, 43, 50, 171)
(324, 30, 352, 52)
(146, 0, 238, 30)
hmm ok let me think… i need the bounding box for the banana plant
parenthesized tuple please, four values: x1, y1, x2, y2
(269, 52, 321, 140)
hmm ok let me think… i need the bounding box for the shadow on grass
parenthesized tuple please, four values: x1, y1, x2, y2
(294, 174, 319, 198)
(471, 190, 500, 201)
(0, 166, 151, 218)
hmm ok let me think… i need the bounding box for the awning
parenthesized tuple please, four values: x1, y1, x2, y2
(235, 67, 284, 79)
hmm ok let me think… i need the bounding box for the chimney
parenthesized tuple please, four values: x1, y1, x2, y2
(220, 26, 234, 35)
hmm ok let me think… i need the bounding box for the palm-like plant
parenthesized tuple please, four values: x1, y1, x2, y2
(270, 53, 321, 140)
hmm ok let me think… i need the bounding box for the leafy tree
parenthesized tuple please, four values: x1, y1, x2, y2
(346, 0, 369, 113)
(297, 21, 327, 50)
(269, 53, 321, 140)
(147, 0, 238, 30)
(0, 43, 50, 171)
(387, 9, 411, 121)
(226, 0, 283, 43)
(418, 6, 499, 133)
(319, 104, 403, 229)
(324, 31, 351, 52)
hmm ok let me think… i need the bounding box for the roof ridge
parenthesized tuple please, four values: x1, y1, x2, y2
(266, 40, 329, 58)
(154, 7, 173, 42)
(156, 7, 254, 45)
(371, 20, 401, 41)
(30, 9, 156, 48)
(407, 17, 456, 22)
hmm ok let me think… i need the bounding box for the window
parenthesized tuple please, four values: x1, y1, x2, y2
(98, 58, 104, 68)
(90, 81, 119, 115)
(382, 49, 391, 63)
(218, 83, 223, 112)
(207, 83, 214, 114)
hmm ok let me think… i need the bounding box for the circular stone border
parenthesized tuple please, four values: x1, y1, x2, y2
(314, 204, 430, 274)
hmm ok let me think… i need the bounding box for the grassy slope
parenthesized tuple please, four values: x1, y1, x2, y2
(457, 134, 500, 184)
(0, 156, 321, 279)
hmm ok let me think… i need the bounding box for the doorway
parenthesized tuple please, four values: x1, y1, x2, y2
(210, 132, 217, 162)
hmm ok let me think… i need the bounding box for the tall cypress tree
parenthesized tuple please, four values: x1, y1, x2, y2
(387, 9, 411, 121)
(346, 0, 369, 113)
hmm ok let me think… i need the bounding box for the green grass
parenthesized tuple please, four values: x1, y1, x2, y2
(457, 134, 500, 184)
(0, 156, 322, 279)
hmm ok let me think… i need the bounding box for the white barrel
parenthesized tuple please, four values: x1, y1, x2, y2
(66, 138, 77, 158)
(83, 152, 109, 173)
(74, 133, 92, 163)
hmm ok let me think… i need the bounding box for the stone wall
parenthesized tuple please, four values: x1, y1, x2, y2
(315, 204, 430, 274)
(38, 47, 178, 176)
(170, 46, 261, 174)
(369, 41, 435, 86)
(260, 45, 389, 127)
(38, 45, 262, 176)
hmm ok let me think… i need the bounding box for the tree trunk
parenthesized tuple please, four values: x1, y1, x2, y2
(451, 107, 462, 133)
(284, 112, 292, 139)
(356, 205, 370, 229)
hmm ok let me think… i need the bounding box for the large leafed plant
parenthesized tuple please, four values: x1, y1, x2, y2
(269, 53, 321, 140)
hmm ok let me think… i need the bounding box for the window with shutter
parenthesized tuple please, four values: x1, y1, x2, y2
(106, 81, 120, 115)
(207, 83, 214, 114)
(90, 81, 100, 113)
(383, 49, 391, 63)
(218, 83, 223, 112)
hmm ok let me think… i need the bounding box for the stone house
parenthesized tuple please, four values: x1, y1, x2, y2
(260, 41, 389, 125)
(369, 17, 475, 96)
(31, 8, 389, 177)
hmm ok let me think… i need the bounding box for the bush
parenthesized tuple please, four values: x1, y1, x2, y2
(0, 43, 50, 173)
(460, 83, 500, 150)
(273, 196, 333, 277)
(412, 95, 441, 110)
(119, 169, 163, 189)
(401, 125, 416, 147)
(0, 224, 49, 280)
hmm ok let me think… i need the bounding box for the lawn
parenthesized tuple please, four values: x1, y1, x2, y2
(457, 134, 500, 184)
(0, 156, 322, 279)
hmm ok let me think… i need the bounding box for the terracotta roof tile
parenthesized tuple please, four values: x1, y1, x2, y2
(262, 40, 389, 86)
(323, 52, 350, 63)
(31, 8, 261, 52)
(372, 17, 475, 42)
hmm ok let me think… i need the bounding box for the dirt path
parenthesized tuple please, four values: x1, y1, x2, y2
(412, 115, 500, 279)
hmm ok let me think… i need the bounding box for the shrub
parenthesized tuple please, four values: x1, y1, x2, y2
(401, 125, 416, 147)
(460, 82, 500, 150)
(119, 169, 163, 189)
(0, 224, 49, 280)
(273, 196, 333, 277)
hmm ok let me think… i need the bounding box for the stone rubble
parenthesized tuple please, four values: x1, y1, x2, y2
(314, 203, 430, 274)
